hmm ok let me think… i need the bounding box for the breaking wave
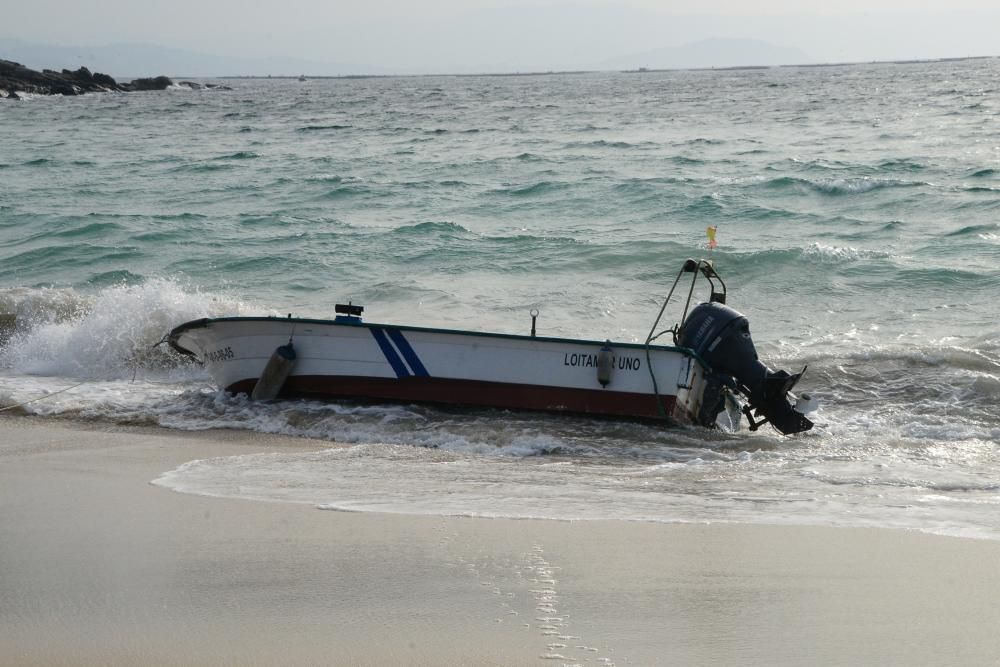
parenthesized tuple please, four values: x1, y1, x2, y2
(761, 176, 926, 195)
(0, 279, 257, 378)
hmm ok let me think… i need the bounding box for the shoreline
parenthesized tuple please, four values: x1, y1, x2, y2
(3, 414, 1000, 665)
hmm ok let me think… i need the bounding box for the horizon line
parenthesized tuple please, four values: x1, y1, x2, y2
(175, 54, 998, 80)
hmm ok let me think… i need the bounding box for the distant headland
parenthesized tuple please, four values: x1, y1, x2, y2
(0, 59, 230, 99)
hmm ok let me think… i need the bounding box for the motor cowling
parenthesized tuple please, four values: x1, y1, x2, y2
(677, 302, 812, 435)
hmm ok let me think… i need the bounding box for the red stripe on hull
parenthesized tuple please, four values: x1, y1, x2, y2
(227, 375, 681, 422)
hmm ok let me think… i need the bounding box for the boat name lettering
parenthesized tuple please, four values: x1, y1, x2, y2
(205, 346, 234, 363)
(563, 352, 640, 371)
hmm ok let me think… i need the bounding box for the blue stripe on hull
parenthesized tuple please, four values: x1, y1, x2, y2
(370, 328, 410, 378)
(387, 329, 430, 377)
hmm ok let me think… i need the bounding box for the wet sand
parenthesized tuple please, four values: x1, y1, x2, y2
(2, 415, 1000, 666)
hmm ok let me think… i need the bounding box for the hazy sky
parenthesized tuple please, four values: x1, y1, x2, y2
(4, 0, 999, 72)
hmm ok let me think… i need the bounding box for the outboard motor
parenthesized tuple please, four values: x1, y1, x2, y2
(677, 301, 813, 435)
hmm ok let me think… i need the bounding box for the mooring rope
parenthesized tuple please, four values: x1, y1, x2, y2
(0, 334, 186, 414)
(0, 379, 92, 413)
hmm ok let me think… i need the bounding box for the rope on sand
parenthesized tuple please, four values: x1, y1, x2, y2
(0, 380, 92, 413)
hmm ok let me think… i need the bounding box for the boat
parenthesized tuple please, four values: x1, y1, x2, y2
(168, 259, 816, 434)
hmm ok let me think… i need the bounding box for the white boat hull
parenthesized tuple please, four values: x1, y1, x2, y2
(169, 316, 717, 425)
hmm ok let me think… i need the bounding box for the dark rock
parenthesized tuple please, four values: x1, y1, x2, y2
(92, 72, 117, 89)
(125, 75, 173, 91)
(1, 59, 113, 96)
(53, 83, 78, 96)
(0, 59, 183, 97)
(71, 66, 94, 83)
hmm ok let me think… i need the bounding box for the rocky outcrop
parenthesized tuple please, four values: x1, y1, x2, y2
(0, 59, 230, 98)
(123, 75, 173, 91)
(0, 60, 127, 96)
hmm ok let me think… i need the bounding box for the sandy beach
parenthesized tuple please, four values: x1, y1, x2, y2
(2, 415, 999, 666)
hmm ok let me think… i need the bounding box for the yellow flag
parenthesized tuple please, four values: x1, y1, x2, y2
(706, 225, 718, 249)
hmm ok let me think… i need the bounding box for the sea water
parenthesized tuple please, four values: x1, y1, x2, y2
(1, 61, 999, 538)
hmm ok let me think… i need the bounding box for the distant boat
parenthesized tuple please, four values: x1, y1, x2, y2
(298, 74, 307, 82)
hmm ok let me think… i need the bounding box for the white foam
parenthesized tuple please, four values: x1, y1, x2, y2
(811, 177, 919, 194)
(1, 278, 259, 379)
(151, 429, 1000, 541)
(802, 242, 891, 262)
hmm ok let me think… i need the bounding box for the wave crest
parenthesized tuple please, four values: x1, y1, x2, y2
(0, 279, 256, 378)
(763, 176, 924, 195)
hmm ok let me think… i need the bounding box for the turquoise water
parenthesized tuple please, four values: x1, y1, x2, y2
(2, 61, 999, 537)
